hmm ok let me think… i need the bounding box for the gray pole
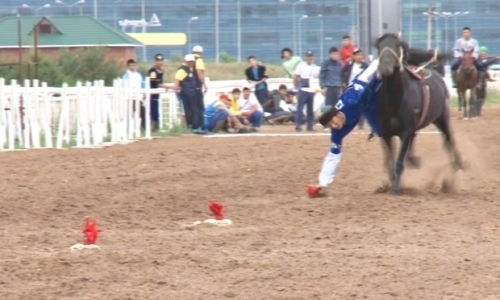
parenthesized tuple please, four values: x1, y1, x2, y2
(426, 5, 432, 49)
(409, 1, 413, 46)
(445, 17, 448, 53)
(188, 21, 192, 52)
(237, 0, 241, 62)
(319, 15, 323, 60)
(292, 4, 296, 51)
(141, 0, 145, 21)
(94, 0, 97, 18)
(215, 0, 219, 63)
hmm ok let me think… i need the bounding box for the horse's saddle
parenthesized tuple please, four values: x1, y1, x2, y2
(404, 65, 431, 129)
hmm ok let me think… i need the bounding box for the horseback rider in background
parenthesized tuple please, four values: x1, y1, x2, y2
(451, 27, 487, 88)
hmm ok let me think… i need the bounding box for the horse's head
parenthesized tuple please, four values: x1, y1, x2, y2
(461, 49, 475, 67)
(375, 33, 405, 76)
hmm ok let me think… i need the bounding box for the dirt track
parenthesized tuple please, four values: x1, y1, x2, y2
(1, 107, 500, 300)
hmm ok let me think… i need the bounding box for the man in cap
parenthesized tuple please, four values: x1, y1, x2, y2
(147, 54, 165, 131)
(192, 45, 208, 132)
(293, 51, 320, 132)
(173, 54, 206, 134)
(319, 47, 343, 108)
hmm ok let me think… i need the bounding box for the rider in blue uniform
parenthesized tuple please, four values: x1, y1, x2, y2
(308, 59, 381, 197)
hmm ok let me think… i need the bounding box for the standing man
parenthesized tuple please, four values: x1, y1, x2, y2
(147, 54, 165, 132)
(245, 55, 268, 106)
(192, 45, 208, 134)
(451, 27, 485, 88)
(340, 35, 357, 67)
(281, 48, 303, 78)
(173, 54, 206, 135)
(319, 47, 343, 108)
(122, 59, 144, 135)
(294, 51, 320, 132)
(122, 59, 143, 88)
(342, 48, 369, 130)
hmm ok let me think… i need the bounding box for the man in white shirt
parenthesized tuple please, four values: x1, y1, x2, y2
(294, 51, 320, 132)
(239, 87, 264, 132)
(122, 59, 143, 88)
(451, 27, 485, 88)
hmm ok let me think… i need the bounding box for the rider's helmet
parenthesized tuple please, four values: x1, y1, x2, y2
(480, 46, 488, 53)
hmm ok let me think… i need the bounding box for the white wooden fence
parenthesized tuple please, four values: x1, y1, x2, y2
(0, 71, 499, 151)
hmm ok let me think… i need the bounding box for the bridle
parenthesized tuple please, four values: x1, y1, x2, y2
(379, 46, 404, 73)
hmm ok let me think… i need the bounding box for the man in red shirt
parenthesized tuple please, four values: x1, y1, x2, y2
(340, 35, 357, 67)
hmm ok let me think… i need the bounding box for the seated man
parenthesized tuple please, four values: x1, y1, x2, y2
(264, 85, 296, 124)
(238, 87, 264, 132)
(205, 94, 249, 133)
(451, 27, 485, 88)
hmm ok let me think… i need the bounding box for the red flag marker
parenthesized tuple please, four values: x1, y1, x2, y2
(209, 201, 225, 220)
(307, 185, 322, 198)
(83, 217, 102, 245)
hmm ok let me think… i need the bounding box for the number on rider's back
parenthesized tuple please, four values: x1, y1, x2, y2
(335, 100, 344, 110)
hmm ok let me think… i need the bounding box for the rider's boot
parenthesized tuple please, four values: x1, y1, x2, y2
(452, 70, 458, 88)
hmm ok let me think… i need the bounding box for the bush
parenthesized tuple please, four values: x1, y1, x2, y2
(219, 52, 237, 63)
(0, 47, 123, 86)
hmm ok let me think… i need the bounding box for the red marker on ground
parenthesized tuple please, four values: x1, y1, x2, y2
(83, 217, 101, 245)
(209, 201, 225, 220)
(307, 185, 322, 198)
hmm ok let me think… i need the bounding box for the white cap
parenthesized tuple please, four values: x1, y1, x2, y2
(192, 45, 203, 52)
(184, 54, 196, 61)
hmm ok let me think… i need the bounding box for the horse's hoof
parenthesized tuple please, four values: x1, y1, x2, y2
(389, 189, 401, 195)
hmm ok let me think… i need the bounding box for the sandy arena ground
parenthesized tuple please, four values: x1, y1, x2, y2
(1, 107, 500, 300)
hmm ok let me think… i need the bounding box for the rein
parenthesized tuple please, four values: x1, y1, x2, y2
(379, 46, 404, 72)
(415, 48, 438, 73)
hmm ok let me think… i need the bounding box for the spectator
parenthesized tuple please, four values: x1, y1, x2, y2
(122, 59, 143, 88)
(145, 54, 177, 132)
(340, 35, 357, 67)
(173, 54, 206, 135)
(204, 94, 249, 133)
(342, 48, 369, 130)
(122, 59, 143, 135)
(320, 47, 343, 108)
(342, 48, 368, 89)
(192, 45, 208, 132)
(264, 84, 296, 125)
(294, 51, 320, 132)
(245, 56, 269, 105)
(147, 54, 165, 131)
(281, 48, 303, 78)
(229, 88, 244, 117)
(239, 87, 264, 132)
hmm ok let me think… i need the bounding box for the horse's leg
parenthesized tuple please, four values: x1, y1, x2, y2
(433, 115, 464, 172)
(381, 134, 395, 184)
(457, 88, 462, 112)
(469, 88, 476, 118)
(391, 132, 415, 194)
(405, 133, 421, 169)
(462, 91, 468, 119)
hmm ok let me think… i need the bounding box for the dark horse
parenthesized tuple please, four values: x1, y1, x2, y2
(375, 33, 464, 194)
(456, 50, 478, 119)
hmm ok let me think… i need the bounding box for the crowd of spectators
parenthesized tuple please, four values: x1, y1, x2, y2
(121, 35, 370, 134)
